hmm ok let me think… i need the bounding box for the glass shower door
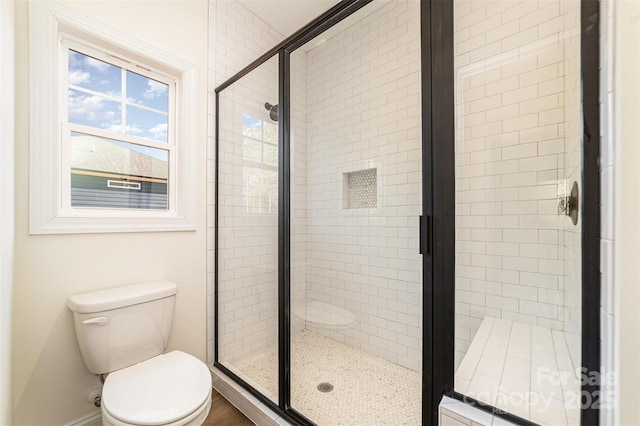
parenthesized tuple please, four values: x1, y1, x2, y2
(288, 0, 424, 423)
(452, 1, 583, 424)
(217, 55, 280, 404)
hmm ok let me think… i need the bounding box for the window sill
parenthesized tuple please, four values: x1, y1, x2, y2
(30, 214, 197, 235)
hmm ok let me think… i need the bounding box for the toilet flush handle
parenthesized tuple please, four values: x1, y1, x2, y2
(83, 317, 108, 326)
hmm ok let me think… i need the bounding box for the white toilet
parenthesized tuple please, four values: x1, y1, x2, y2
(67, 281, 212, 426)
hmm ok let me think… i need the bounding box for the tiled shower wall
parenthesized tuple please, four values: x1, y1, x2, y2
(301, 0, 423, 372)
(208, 0, 286, 363)
(454, 0, 582, 367)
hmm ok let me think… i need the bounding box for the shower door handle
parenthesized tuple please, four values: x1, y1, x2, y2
(419, 215, 432, 255)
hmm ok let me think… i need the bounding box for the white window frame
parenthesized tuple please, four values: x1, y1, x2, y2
(29, 1, 198, 234)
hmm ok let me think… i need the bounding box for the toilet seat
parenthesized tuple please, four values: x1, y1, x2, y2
(102, 394, 211, 426)
(101, 351, 212, 426)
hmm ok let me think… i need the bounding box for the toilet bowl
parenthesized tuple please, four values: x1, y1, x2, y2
(67, 281, 212, 426)
(101, 351, 212, 426)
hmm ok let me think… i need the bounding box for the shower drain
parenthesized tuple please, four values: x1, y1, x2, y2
(317, 382, 334, 393)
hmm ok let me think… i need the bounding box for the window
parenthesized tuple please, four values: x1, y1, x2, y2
(242, 114, 278, 213)
(65, 48, 172, 210)
(29, 2, 197, 234)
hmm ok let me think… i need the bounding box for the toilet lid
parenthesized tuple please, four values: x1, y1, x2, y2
(103, 351, 211, 425)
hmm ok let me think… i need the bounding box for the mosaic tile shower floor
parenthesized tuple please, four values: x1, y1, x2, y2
(226, 329, 422, 425)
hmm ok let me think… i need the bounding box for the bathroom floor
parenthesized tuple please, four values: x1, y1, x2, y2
(203, 389, 254, 425)
(226, 329, 422, 425)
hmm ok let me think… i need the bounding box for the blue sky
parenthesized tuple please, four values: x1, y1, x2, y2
(68, 50, 169, 144)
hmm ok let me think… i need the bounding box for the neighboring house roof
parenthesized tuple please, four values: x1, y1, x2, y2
(70, 135, 168, 180)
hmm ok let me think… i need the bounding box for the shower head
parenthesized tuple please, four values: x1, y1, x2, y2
(264, 102, 279, 122)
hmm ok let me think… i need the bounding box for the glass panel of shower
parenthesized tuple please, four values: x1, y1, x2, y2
(453, 0, 583, 425)
(217, 55, 280, 404)
(289, 0, 423, 423)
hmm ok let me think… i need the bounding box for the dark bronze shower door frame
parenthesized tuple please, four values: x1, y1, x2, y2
(213, 0, 601, 425)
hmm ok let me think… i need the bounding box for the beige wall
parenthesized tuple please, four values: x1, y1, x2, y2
(1, 0, 16, 424)
(11, 1, 208, 424)
(616, 0, 640, 424)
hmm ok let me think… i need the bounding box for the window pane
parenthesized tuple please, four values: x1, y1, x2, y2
(243, 138, 262, 163)
(263, 122, 278, 144)
(126, 71, 169, 113)
(242, 114, 262, 139)
(126, 105, 168, 142)
(69, 50, 121, 96)
(263, 143, 277, 167)
(70, 132, 168, 210)
(68, 88, 121, 131)
(242, 167, 277, 213)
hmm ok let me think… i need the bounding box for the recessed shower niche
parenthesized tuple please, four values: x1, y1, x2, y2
(343, 168, 377, 209)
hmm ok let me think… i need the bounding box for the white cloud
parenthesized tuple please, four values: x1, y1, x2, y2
(68, 90, 118, 124)
(69, 70, 90, 85)
(84, 56, 109, 73)
(143, 80, 168, 100)
(125, 125, 144, 135)
(101, 123, 144, 135)
(101, 123, 123, 133)
(69, 51, 83, 68)
(149, 123, 168, 141)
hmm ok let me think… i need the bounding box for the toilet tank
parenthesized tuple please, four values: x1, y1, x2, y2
(67, 281, 178, 375)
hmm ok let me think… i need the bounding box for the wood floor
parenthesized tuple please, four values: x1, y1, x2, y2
(203, 388, 255, 425)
